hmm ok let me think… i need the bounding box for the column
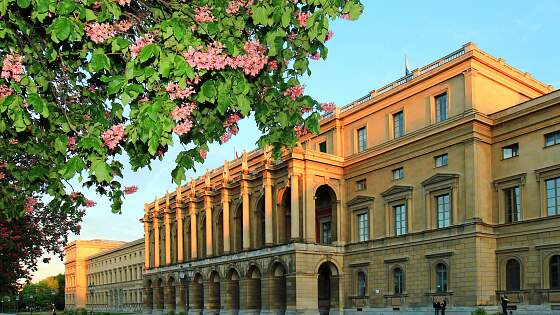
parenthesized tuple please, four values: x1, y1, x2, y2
(176, 187, 184, 262)
(176, 281, 185, 313)
(143, 213, 151, 269)
(241, 180, 251, 250)
(204, 194, 213, 257)
(290, 175, 300, 241)
(222, 189, 231, 254)
(190, 200, 198, 260)
(153, 212, 160, 268)
(264, 173, 273, 246)
(164, 195, 171, 265)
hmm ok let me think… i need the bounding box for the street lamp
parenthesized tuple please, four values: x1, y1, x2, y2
(16, 295, 19, 314)
(178, 268, 194, 314)
(29, 294, 33, 315)
(51, 291, 56, 310)
(87, 283, 96, 315)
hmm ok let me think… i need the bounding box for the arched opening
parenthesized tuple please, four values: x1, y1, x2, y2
(165, 277, 176, 311)
(143, 279, 153, 311)
(207, 271, 221, 312)
(317, 261, 339, 315)
(232, 203, 243, 252)
(224, 269, 240, 312)
(278, 189, 291, 243)
(254, 196, 266, 248)
(269, 262, 287, 312)
(159, 221, 166, 266)
(550, 255, 560, 289)
(435, 263, 448, 293)
(171, 221, 177, 263)
(149, 227, 155, 267)
(198, 214, 207, 258)
(184, 216, 191, 260)
(393, 267, 404, 295)
(357, 271, 366, 297)
(246, 265, 262, 311)
(189, 273, 204, 312)
(214, 210, 224, 256)
(154, 278, 164, 311)
(506, 259, 521, 291)
(315, 185, 337, 244)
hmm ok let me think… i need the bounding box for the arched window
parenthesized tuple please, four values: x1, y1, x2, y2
(357, 271, 367, 297)
(551, 255, 560, 289)
(393, 267, 404, 295)
(436, 263, 448, 293)
(506, 259, 521, 291)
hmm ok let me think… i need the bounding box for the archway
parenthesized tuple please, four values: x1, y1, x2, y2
(317, 261, 339, 315)
(223, 268, 240, 313)
(315, 185, 337, 244)
(165, 277, 176, 311)
(214, 210, 224, 256)
(206, 270, 221, 313)
(277, 188, 291, 243)
(269, 262, 287, 312)
(232, 203, 243, 252)
(198, 214, 207, 258)
(189, 273, 204, 312)
(246, 265, 262, 312)
(154, 278, 164, 311)
(253, 196, 266, 248)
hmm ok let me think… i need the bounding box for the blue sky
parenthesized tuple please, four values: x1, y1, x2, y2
(33, 0, 560, 280)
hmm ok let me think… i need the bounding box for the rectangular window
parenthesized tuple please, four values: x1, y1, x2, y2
(392, 167, 404, 180)
(357, 213, 369, 242)
(504, 186, 521, 222)
(546, 177, 560, 216)
(545, 131, 560, 147)
(357, 127, 367, 152)
(356, 179, 367, 191)
(393, 111, 404, 138)
(435, 154, 448, 167)
(436, 194, 451, 228)
(319, 141, 327, 153)
(321, 221, 332, 244)
(502, 143, 519, 159)
(394, 204, 407, 236)
(435, 92, 448, 122)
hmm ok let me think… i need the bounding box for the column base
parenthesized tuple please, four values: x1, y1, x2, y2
(203, 309, 220, 315)
(260, 309, 287, 315)
(176, 307, 186, 314)
(188, 309, 204, 315)
(285, 309, 319, 315)
(238, 309, 261, 315)
(219, 310, 239, 315)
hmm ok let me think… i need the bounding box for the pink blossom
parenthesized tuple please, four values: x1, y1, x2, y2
(294, 124, 308, 137)
(85, 22, 116, 44)
(230, 40, 268, 76)
(320, 102, 336, 113)
(223, 112, 242, 128)
(101, 123, 125, 150)
(283, 85, 304, 101)
(199, 149, 208, 159)
(68, 136, 76, 151)
(166, 83, 195, 100)
(228, 125, 239, 136)
(173, 120, 193, 136)
(268, 60, 278, 70)
(114, 20, 132, 32)
(294, 11, 310, 27)
(310, 52, 321, 60)
(195, 5, 215, 23)
(0, 161, 7, 168)
(220, 132, 232, 144)
(341, 13, 350, 20)
(69, 192, 82, 202)
(139, 96, 149, 103)
(9, 139, 18, 145)
(124, 185, 138, 195)
(24, 197, 38, 214)
(287, 32, 298, 42)
(226, 1, 242, 14)
(326, 30, 334, 41)
(0, 172, 5, 180)
(300, 107, 312, 114)
(116, 0, 130, 6)
(130, 35, 153, 59)
(0, 85, 13, 98)
(84, 199, 97, 207)
(171, 102, 197, 120)
(76, 224, 81, 234)
(1, 51, 24, 82)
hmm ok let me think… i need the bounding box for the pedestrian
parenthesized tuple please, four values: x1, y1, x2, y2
(441, 299, 447, 315)
(500, 295, 509, 315)
(433, 299, 440, 315)
(52, 305, 57, 315)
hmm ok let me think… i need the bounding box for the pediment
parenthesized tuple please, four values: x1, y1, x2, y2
(421, 173, 459, 187)
(347, 195, 375, 207)
(381, 185, 413, 197)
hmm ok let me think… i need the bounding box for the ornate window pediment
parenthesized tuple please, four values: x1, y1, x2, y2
(381, 185, 413, 198)
(421, 173, 459, 188)
(347, 195, 375, 209)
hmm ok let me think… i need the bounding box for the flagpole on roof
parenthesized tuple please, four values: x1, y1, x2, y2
(405, 53, 411, 76)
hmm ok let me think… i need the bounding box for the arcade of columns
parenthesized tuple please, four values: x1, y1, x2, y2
(142, 148, 346, 315)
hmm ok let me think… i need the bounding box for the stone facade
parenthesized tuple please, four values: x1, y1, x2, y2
(64, 239, 144, 313)
(142, 42, 560, 315)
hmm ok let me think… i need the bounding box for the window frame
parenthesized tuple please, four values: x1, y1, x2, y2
(504, 186, 521, 223)
(392, 167, 404, 180)
(394, 204, 407, 236)
(435, 262, 448, 293)
(545, 131, 560, 147)
(392, 111, 404, 139)
(551, 255, 560, 290)
(356, 179, 367, 191)
(357, 212, 369, 242)
(435, 92, 448, 122)
(434, 154, 448, 168)
(545, 177, 560, 216)
(502, 143, 519, 160)
(318, 140, 327, 153)
(357, 271, 367, 297)
(436, 193, 451, 228)
(393, 267, 404, 295)
(357, 126, 367, 153)
(505, 258, 521, 291)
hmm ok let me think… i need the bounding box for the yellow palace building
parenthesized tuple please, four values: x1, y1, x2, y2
(140, 43, 560, 315)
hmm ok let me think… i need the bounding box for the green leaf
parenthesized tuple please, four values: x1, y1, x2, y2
(28, 93, 49, 118)
(171, 166, 186, 185)
(54, 135, 68, 153)
(56, 0, 75, 15)
(50, 17, 73, 42)
(36, 0, 49, 13)
(107, 76, 127, 95)
(90, 157, 113, 183)
(89, 50, 110, 72)
(237, 95, 250, 116)
(201, 80, 217, 100)
(60, 156, 85, 180)
(16, 0, 31, 9)
(139, 43, 158, 63)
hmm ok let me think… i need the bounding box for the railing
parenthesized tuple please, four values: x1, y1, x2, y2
(324, 45, 468, 119)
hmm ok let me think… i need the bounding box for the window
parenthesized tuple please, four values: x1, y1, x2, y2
(436, 194, 451, 228)
(435, 154, 448, 167)
(321, 221, 332, 244)
(502, 143, 519, 159)
(357, 213, 369, 242)
(394, 204, 407, 236)
(435, 93, 448, 122)
(356, 179, 366, 191)
(357, 271, 367, 297)
(506, 259, 521, 291)
(551, 255, 560, 289)
(435, 263, 448, 293)
(545, 131, 560, 147)
(394, 268, 404, 295)
(504, 186, 521, 222)
(357, 127, 367, 152)
(392, 167, 404, 180)
(393, 111, 404, 138)
(319, 141, 327, 153)
(546, 177, 560, 216)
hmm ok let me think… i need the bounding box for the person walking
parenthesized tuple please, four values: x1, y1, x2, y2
(433, 300, 440, 315)
(441, 299, 447, 315)
(500, 295, 509, 315)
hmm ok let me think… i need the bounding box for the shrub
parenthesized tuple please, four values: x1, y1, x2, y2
(472, 307, 488, 315)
